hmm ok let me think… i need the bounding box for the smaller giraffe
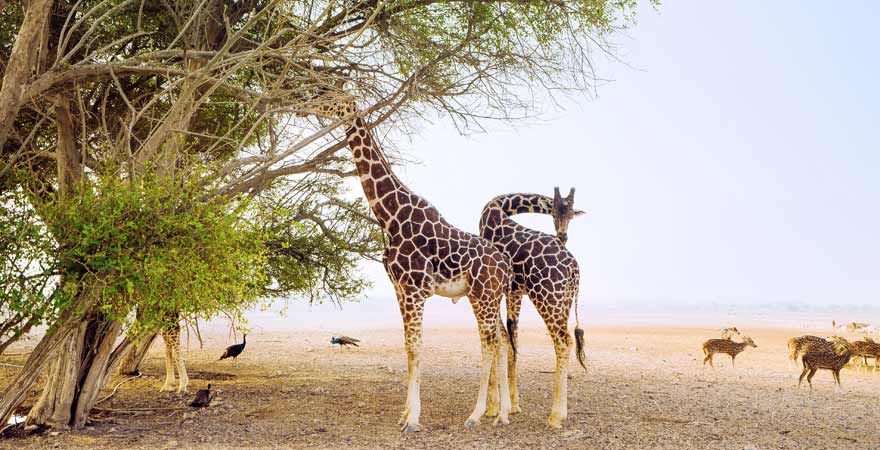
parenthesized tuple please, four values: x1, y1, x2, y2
(480, 187, 585, 429)
(159, 317, 189, 394)
(701, 336, 756, 369)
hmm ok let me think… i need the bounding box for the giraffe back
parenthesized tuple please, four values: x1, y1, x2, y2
(479, 194, 579, 299)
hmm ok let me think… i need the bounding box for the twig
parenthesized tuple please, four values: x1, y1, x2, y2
(97, 374, 142, 404)
(0, 362, 24, 368)
(92, 406, 188, 412)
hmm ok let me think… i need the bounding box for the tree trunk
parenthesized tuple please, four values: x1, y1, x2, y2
(117, 329, 159, 375)
(0, 278, 103, 429)
(27, 313, 124, 428)
(0, 0, 53, 150)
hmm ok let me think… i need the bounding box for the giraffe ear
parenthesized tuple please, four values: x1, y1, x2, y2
(573, 209, 587, 217)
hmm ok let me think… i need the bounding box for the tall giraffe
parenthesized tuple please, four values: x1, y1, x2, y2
(480, 188, 585, 429)
(301, 90, 512, 431)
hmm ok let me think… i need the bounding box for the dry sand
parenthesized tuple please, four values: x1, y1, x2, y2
(1, 325, 879, 449)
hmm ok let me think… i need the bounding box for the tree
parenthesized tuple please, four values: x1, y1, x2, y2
(0, 0, 644, 430)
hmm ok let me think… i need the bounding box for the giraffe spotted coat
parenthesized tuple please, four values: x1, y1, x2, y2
(301, 91, 512, 432)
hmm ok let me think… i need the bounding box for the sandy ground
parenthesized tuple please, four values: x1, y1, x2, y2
(1, 325, 880, 450)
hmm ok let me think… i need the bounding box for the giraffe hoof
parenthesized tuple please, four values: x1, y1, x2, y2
(492, 414, 510, 426)
(464, 418, 481, 428)
(547, 415, 565, 430)
(159, 385, 175, 392)
(401, 423, 421, 433)
(510, 404, 523, 414)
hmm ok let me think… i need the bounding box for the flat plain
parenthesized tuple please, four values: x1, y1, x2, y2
(2, 325, 879, 449)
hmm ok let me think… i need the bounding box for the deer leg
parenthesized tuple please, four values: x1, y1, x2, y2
(798, 366, 808, 389)
(730, 354, 736, 369)
(807, 368, 817, 390)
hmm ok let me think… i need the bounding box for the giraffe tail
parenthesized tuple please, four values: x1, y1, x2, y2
(507, 317, 518, 360)
(573, 292, 587, 371)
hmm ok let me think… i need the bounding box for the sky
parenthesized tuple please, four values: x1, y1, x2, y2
(262, 1, 880, 330)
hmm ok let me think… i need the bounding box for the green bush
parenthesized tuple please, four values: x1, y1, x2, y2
(38, 174, 267, 331)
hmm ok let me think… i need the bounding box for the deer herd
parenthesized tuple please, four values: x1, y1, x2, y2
(702, 322, 880, 392)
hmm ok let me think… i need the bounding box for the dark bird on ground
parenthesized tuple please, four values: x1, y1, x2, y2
(330, 335, 360, 347)
(189, 384, 215, 408)
(219, 334, 246, 361)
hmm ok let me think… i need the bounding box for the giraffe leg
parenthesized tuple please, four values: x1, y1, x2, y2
(507, 294, 523, 414)
(466, 316, 499, 428)
(397, 292, 425, 433)
(493, 320, 512, 426)
(487, 361, 500, 418)
(160, 331, 176, 392)
(546, 321, 572, 429)
(175, 337, 189, 394)
(487, 291, 522, 417)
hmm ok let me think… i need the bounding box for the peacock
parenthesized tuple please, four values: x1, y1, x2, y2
(219, 334, 246, 361)
(189, 383, 215, 408)
(330, 335, 360, 348)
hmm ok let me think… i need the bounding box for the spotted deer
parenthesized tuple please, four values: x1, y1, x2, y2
(701, 336, 757, 369)
(786, 335, 832, 371)
(849, 337, 880, 372)
(720, 327, 741, 340)
(799, 336, 852, 392)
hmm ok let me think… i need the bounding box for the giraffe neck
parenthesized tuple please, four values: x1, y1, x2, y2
(479, 193, 553, 241)
(345, 116, 414, 229)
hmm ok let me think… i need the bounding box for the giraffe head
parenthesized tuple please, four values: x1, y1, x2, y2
(296, 84, 359, 121)
(552, 187, 585, 244)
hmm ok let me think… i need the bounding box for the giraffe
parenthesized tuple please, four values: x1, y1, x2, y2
(159, 316, 189, 394)
(299, 89, 512, 432)
(479, 187, 585, 429)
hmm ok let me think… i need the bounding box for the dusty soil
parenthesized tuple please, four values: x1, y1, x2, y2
(1, 325, 879, 449)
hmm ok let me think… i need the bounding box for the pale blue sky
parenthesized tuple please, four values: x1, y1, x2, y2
(271, 1, 879, 329)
